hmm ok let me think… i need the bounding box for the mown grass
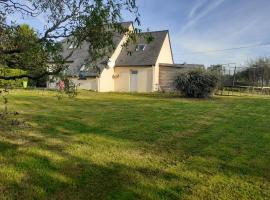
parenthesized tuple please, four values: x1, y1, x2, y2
(0, 90, 270, 200)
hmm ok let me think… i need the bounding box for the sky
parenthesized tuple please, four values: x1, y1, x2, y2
(124, 0, 270, 66)
(7, 0, 270, 66)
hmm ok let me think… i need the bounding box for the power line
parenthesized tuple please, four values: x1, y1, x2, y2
(174, 42, 270, 55)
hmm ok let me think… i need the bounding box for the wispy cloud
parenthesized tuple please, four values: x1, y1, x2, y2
(168, 0, 270, 66)
(180, 0, 225, 35)
(188, 0, 206, 19)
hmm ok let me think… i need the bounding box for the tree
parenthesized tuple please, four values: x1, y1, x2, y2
(0, 0, 144, 81)
(207, 64, 223, 89)
(250, 58, 270, 87)
(1, 24, 53, 75)
(236, 58, 270, 87)
(208, 64, 223, 73)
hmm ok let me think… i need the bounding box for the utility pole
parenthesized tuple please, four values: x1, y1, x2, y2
(261, 67, 264, 93)
(253, 67, 256, 87)
(232, 64, 237, 87)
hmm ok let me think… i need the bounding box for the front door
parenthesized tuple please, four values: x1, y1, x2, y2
(130, 70, 138, 92)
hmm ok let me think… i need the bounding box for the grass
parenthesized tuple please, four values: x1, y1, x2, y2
(0, 90, 270, 200)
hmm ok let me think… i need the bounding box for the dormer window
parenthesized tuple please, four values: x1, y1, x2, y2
(63, 68, 68, 75)
(68, 43, 75, 49)
(80, 65, 86, 72)
(136, 44, 146, 51)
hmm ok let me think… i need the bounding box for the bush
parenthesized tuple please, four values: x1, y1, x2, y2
(0, 68, 27, 88)
(175, 69, 218, 98)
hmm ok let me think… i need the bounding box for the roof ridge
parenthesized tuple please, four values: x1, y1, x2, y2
(141, 30, 169, 34)
(120, 21, 133, 23)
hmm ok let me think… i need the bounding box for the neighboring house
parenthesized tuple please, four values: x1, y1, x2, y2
(47, 22, 203, 92)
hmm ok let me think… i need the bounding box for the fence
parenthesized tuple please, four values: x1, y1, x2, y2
(209, 63, 270, 96)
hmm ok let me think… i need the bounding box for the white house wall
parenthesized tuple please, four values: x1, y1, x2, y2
(71, 78, 98, 91)
(156, 33, 174, 65)
(98, 67, 115, 92)
(98, 23, 134, 92)
(114, 67, 153, 92)
(154, 33, 174, 91)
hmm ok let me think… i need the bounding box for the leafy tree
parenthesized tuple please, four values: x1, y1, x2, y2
(0, 0, 145, 81)
(0, 0, 150, 120)
(0, 67, 27, 88)
(0, 24, 52, 76)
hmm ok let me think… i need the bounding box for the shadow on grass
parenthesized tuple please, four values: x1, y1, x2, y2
(0, 129, 183, 200)
(24, 109, 270, 181)
(0, 140, 19, 153)
(14, 94, 270, 179)
(1, 91, 269, 199)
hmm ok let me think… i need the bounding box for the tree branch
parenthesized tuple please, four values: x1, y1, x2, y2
(0, 48, 22, 55)
(40, 15, 73, 41)
(0, 67, 63, 80)
(0, 0, 39, 16)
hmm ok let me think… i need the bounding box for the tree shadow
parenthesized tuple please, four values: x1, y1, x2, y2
(0, 129, 184, 199)
(0, 140, 19, 154)
(2, 91, 270, 199)
(15, 95, 270, 181)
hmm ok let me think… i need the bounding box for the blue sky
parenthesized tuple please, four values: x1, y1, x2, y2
(125, 0, 270, 66)
(8, 0, 270, 66)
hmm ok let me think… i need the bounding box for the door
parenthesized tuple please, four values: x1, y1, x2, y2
(130, 70, 138, 92)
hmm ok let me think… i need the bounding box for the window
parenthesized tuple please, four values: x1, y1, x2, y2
(80, 65, 86, 72)
(63, 68, 68, 75)
(68, 43, 75, 49)
(136, 44, 146, 51)
(131, 70, 138, 74)
(79, 72, 87, 80)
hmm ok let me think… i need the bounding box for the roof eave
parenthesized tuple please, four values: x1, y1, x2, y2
(115, 64, 154, 67)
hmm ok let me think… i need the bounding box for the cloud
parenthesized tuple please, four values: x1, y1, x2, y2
(170, 0, 270, 66)
(172, 35, 270, 66)
(179, 0, 225, 35)
(188, 0, 206, 19)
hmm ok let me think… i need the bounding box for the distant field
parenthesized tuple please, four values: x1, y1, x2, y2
(0, 90, 269, 200)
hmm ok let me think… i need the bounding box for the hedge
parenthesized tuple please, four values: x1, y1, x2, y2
(0, 68, 27, 88)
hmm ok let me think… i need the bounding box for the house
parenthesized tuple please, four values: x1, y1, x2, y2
(47, 22, 203, 92)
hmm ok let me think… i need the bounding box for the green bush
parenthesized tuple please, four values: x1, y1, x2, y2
(0, 68, 27, 88)
(175, 69, 218, 98)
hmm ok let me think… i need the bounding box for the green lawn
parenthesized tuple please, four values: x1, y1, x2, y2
(0, 90, 270, 200)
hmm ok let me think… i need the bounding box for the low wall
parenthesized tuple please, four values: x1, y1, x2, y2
(159, 64, 203, 92)
(71, 77, 98, 91)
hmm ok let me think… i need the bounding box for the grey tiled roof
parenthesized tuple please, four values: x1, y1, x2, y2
(62, 22, 133, 77)
(62, 40, 91, 76)
(61, 24, 169, 76)
(115, 30, 169, 66)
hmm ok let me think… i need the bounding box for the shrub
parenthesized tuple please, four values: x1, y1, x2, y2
(175, 69, 218, 98)
(0, 68, 27, 88)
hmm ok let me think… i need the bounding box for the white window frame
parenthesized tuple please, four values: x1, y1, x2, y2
(68, 43, 75, 49)
(80, 65, 86, 72)
(136, 44, 146, 51)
